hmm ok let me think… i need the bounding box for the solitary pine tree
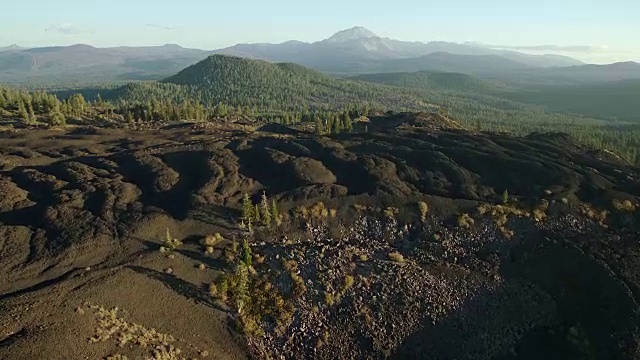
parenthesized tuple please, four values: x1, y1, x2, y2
(502, 190, 509, 204)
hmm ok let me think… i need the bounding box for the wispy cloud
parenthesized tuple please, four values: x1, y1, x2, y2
(489, 44, 610, 53)
(45, 23, 82, 35)
(146, 23, 174, 31)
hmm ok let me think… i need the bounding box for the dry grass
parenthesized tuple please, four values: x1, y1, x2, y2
(88, 305, 181, 359)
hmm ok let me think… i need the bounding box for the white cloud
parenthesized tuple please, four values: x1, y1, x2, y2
(45, 23, 82, 35)
(485, 44, 612, 53)
(146, 23, 174, 31)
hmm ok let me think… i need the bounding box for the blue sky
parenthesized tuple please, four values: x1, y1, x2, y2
(3, 0, 639, 63)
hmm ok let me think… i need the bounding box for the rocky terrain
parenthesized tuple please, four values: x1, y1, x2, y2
(0, 113, 639, 359)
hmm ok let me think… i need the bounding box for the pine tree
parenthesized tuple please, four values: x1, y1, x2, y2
(125, 111, 134, 123)
(333, 114, 343, 133)
(18, 100, 28, 121)
(49, 110, 66, 126)
(314, 116, 323, 135)
(502, 190, 509, 204)
(261, 192, 272, 228)
(342, 110, 353, 133)
(254, 204, 261, 223)
(242, 193, 253, 222)
(325, 116, 333, 134)
(69, 93, 85, 115)
(27, 103, 36, 123)
(241, 238, 252, 267)
(271, 199, 280, 226)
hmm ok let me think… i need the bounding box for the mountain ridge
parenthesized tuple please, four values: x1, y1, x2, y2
(2, 27, 637, 87)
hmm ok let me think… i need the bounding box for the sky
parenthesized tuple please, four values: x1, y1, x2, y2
(2, 0, 639, 64)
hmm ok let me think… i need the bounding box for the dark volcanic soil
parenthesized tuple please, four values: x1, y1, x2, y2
(0, 114, 639, 360)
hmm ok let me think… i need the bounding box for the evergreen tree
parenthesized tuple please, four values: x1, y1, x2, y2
(27, 103, 36, 123)
(49, 109, 66, 126)
(333, 114, 343, 133)
(362, 104, 369, 117)
(69, 93, 85, 115)
(125, 111, 134, 123)
(242, 193, 254, 222)
(18, 101, 29, 122)
(261, 192, 272, 228)
(314, 116, 323, 135)
(325, 116, 333, 134)
(254, 204, 261, 223)
(241, 238, 252, 267)
(271, 199, 280, 226)
(342, 110, 353, 133)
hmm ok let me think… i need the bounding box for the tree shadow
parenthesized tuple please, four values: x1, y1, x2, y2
(128, 265, 227, 312)
(175, 248, 227, 272)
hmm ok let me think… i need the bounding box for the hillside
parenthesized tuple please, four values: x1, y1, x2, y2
(502, 79, 640, 121)
(0, 119, 639, 359)
(0, 44, 210, 86)
(112, 55, 434, 111)
(351, 71, 503, 93)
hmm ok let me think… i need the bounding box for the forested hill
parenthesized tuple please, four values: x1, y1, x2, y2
(351, 71, 503, 93)
(112, 55, 434, 112)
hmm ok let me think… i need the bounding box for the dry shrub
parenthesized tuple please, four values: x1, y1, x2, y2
(418, 201, 429, 221)
(202, 233, 223, 247)
(457, 213, 475, 229)
(612, 199, 637, 212)
(388, 251, 405, 263)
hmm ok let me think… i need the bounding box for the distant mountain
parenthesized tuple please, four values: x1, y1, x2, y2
(0, 44, 210, 86)
(213, 26, 584, 74)
(352, 70, 503, 93)
(2, 26, 633, 88)
(492, 61, 640, 86)
(326, 26, 379, 42)
(0, 44, 25, 52)
(367, 52, 534, 75)
(112, 55, 432, 111)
